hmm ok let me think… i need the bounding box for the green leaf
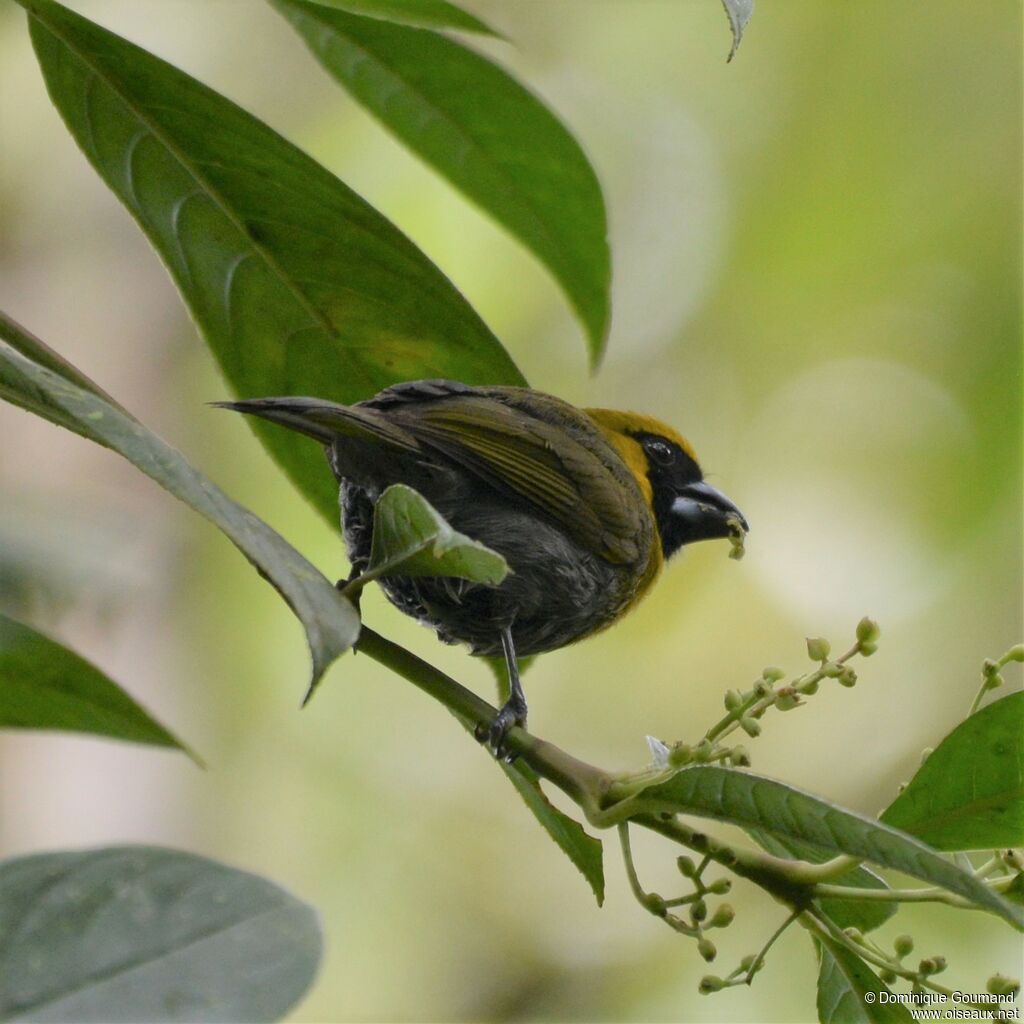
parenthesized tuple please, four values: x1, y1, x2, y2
(815, 935, 912, 1024)
(271, 0, 611, 364)
(630, 765, 1024, 928)
(365, 483, 508, 584)
(880, 692, 1024, 851)
(749, 830, 896, 933)
(502, 761, 605, 906)
(0, 846, 321, 1022)
(0, 614, 195, 760)
(21, 0, 525, 527)
(0, 314, 359, 694)
(300, 0, 498, 35)
(721, 0, 754, 62)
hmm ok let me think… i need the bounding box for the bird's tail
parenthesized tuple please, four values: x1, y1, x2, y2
(213, 397, 417, 450)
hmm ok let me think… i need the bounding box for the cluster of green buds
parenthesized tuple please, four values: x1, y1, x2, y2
(980, 644, 1024, 696)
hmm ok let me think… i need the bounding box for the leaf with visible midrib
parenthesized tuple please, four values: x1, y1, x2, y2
(880, 692, 1024, 851)
(0, 313, 359, 694)
(272, 0, 611, 364)
(815, 934, 913, 1024)
(0, 846, 321, 1022)
(21, 0, 525, 527)
(302, 0, 498, 35)
(631, 765, 1024, 928)
(0, 614, 196, 760)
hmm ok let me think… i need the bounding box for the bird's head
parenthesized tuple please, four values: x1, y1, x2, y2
(586, 409, 749, 560)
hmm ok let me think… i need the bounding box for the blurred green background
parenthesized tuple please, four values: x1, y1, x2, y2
(1, 2, 1021, 1020)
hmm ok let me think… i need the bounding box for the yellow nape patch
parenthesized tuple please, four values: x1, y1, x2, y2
(585, 407, 699, 478)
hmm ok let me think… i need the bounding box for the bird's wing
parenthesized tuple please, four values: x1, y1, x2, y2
(386, 394, 648, 565)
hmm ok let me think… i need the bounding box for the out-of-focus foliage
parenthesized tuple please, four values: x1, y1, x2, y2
(0, 846, 321, 1022)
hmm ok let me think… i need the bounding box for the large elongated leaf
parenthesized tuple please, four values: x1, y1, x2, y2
(303, 0, 497, 35)
(365, 484, 508, 584)
(21, 0, 525, 526)
(0, 846, 321, 1022)
(272, 0, 611, 364)
(0, 614, 194, 759)
(0, 316, 359, 693)
(631, 766, 1024, 927)
(815, 935, 912, 1024)
(750, 830, 896, 933)
(880, 692, 1024, 851)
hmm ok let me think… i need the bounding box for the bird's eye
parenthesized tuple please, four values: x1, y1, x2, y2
(645, 439, 675, 466)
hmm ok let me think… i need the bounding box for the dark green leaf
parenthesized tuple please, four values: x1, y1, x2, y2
(502, 761, 605, 906)
(300, 0, 498, 35)
(0, 846, 321, 1022)
(272, 0, 611, 364)
(365, 483, 508, 584)
(881, 692, 1024, 851)
(749, 830, 896, 933)
(631, 765, 1024, 928)
(815, 934, 912, 1024)
(21, 0, 524, 526)
(0, 315, 360, 694)
(721, 0, 754, 62)
(0, 614, 194, 759)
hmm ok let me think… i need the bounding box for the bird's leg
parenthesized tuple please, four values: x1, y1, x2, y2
(335, 565, 363, 614)
(478, 626, 528, 762)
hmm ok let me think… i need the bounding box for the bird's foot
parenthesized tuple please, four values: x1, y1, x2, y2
(474, 698, 527, 763)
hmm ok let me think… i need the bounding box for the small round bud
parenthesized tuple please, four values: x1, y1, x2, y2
(707, 878, 732, 895)
(806, 637, 831, 662)
(775, 689, 800, 711)
(918, 747, 933, 765)
(739, 716, 761, 738)
(739, 953, 764, 975)
(893, 934, 914, 958)
(983, 658, 1001, 677)
(984, 672, 1005, 691)
(987, 974, 1021, 997)
(690, 898, 708, 923)
(708, 904, 735, 928)
(697, 937, 717, 962)
(753, 680, 772, 698)
(695, 739, 715, 763)
(669, 743, 694, 767)
(728, 746, 751, 767)
(1000, 849, 1024, 871)
(1005, 644, 1024, 664)
(645, 893, 667, 917)
(800, 678, 820, 696)
(856, 617, 880, 645)
(918, 956, 946, 976)
(838, 666, 858, 688)
(724, 689, 744, 711)
(762, 666, 786, 683)
(822, 661, 843, 678)
(880, 969, 897, 984)
(677, 855, 697, 878)
(844, 927, 865, 945)
(859, 640, 878, 657)
(699, 975, 724, 994)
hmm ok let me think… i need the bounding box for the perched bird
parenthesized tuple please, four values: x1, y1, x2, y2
(218, 380, 747, 754)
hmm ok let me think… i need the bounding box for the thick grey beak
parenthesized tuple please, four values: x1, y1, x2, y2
(670, 481, 749, 543)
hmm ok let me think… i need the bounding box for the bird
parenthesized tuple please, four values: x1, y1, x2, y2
(217, 379, 747, 756)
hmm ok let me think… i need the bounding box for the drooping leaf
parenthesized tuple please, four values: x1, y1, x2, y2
(0, 614, 195, 760)
(21, 0, 525, 527)
(880, 692, 1024, 851)
(0, 315, 359, 694)
(749, 830, 896, 933)
(271, 0, 611, 364)
(300, 0, 498, 35)
(721, 0, 754, 62)
(815, 934, 913, 1024)
(0, 846, 321, 1022)
(629, 765, 1024, 928)
(502, 761, 605, 906)
(364, 483, 508, 585)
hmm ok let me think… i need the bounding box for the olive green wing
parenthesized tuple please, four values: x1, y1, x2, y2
(387, 396, 648, 565)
